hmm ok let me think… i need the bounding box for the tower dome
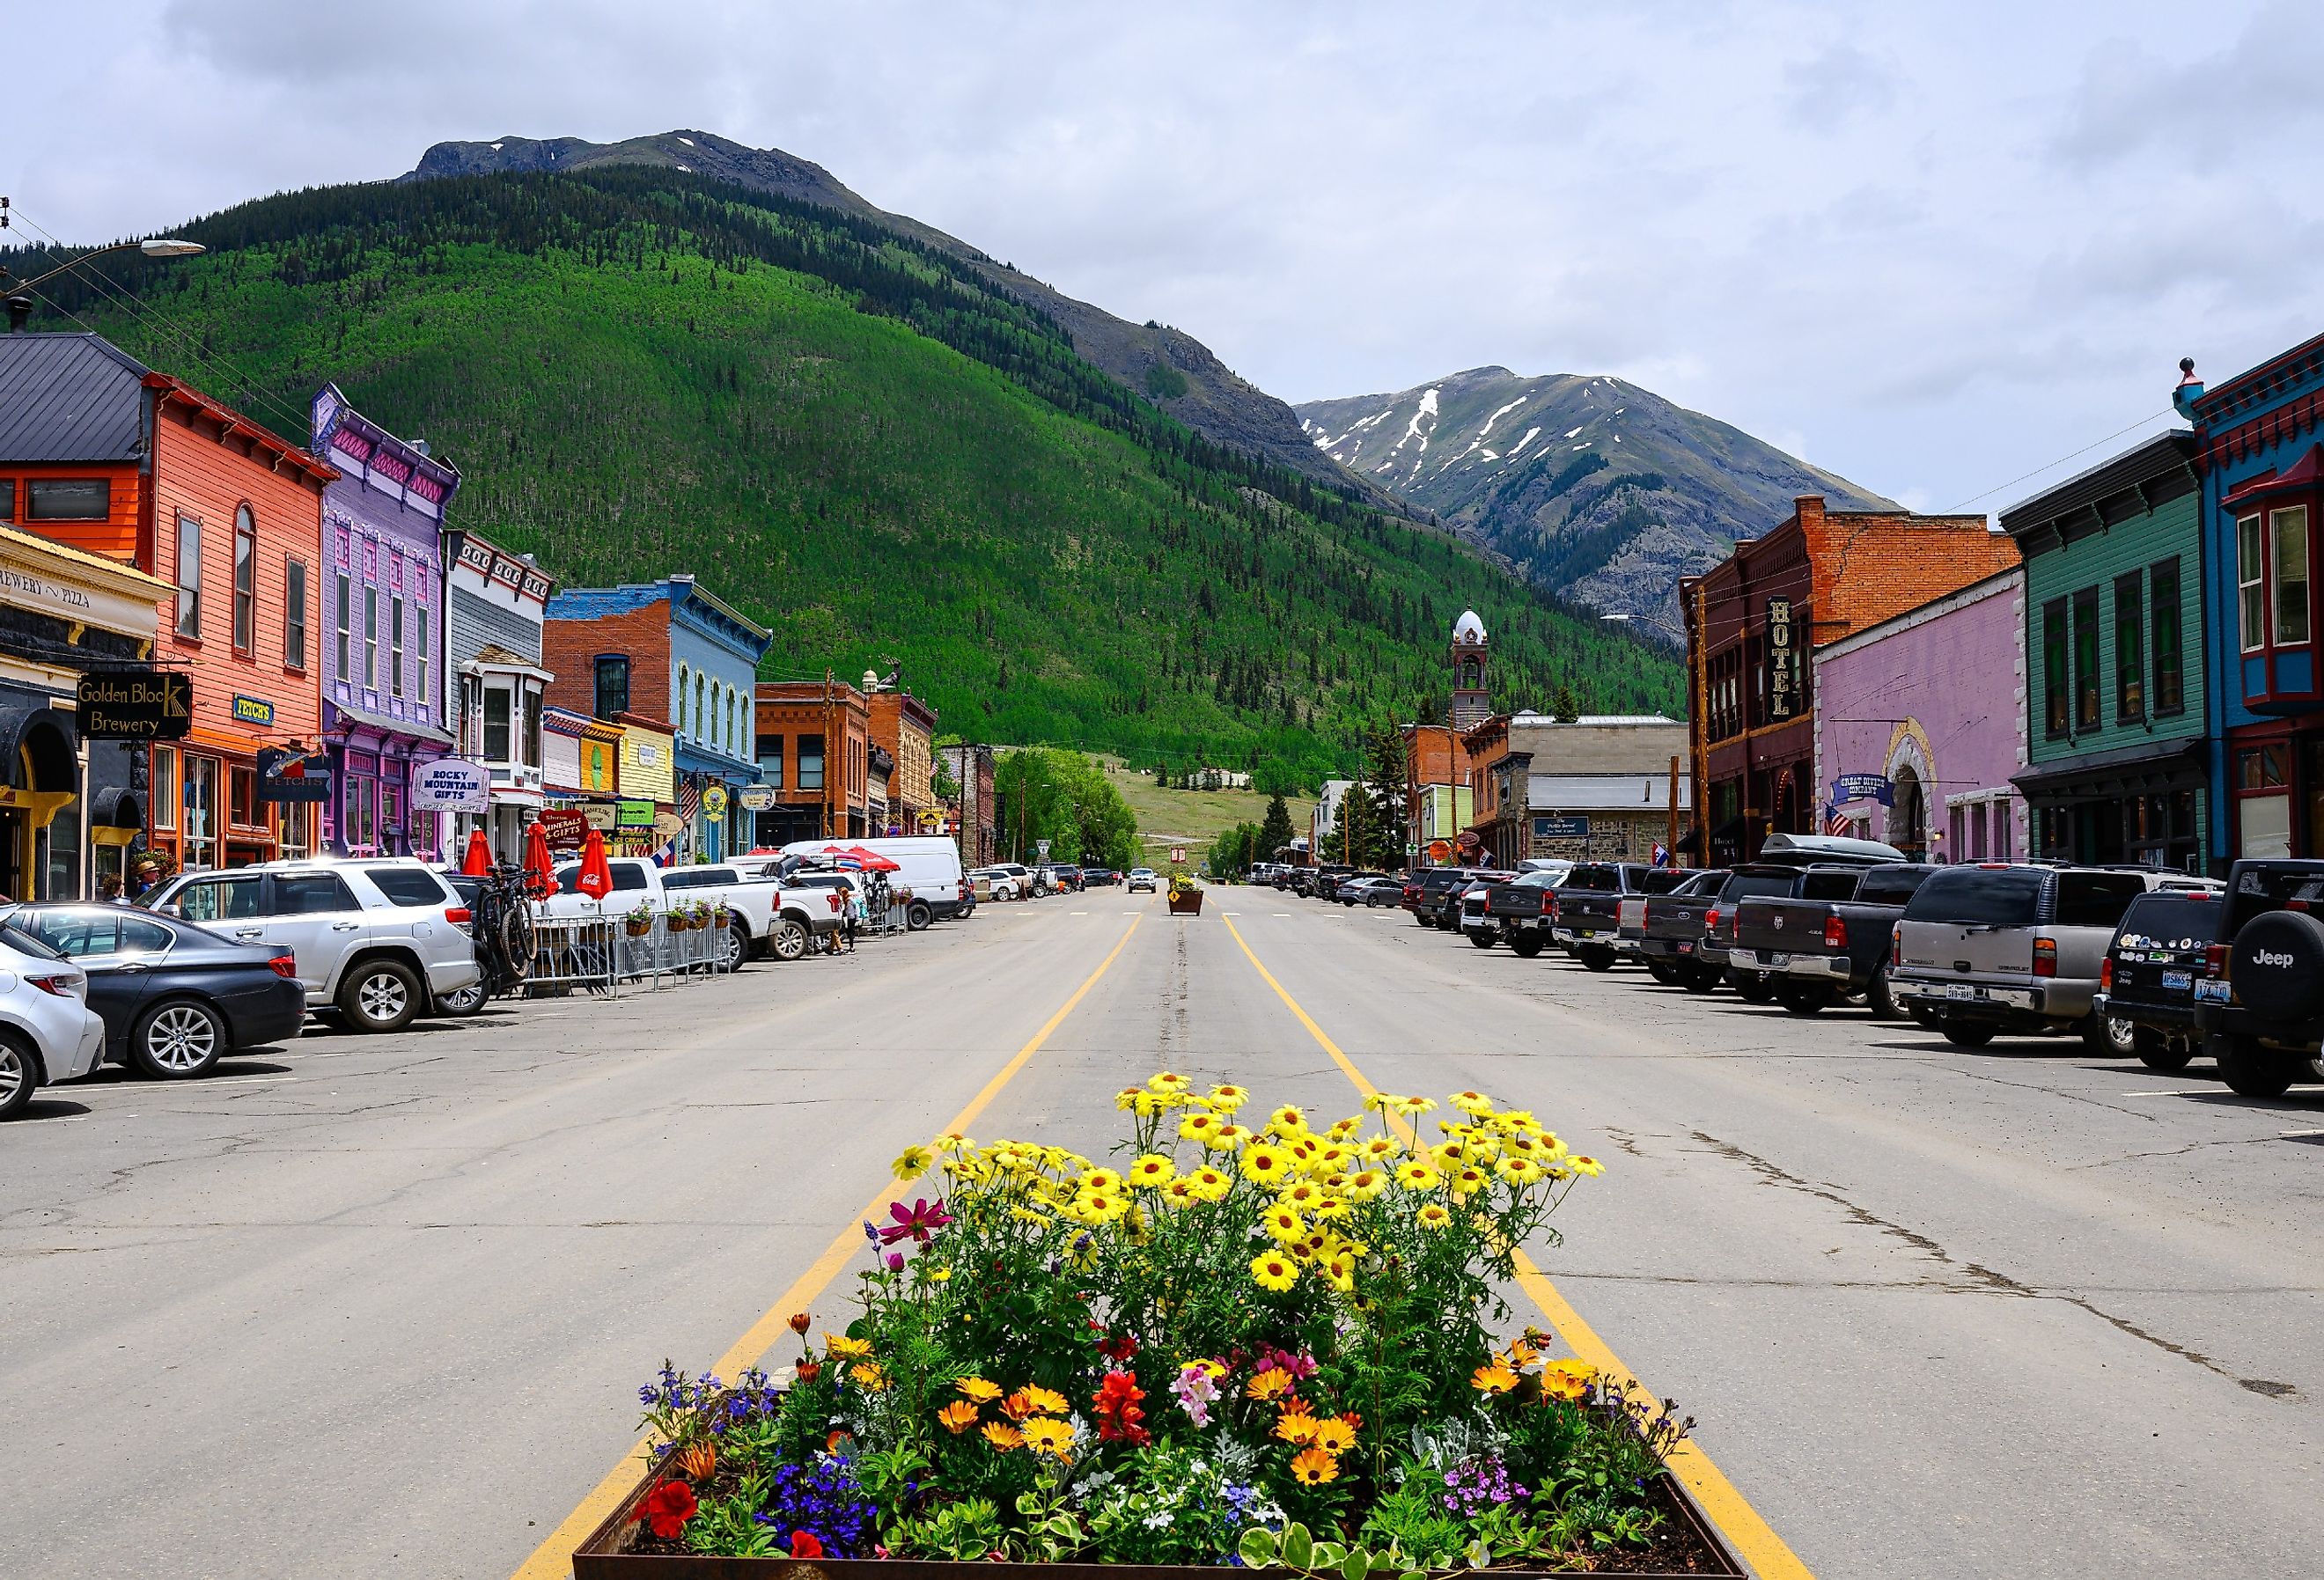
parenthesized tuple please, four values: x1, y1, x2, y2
(1452, 609, 1487, 645)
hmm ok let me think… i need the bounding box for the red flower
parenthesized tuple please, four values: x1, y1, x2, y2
(1096, 1329, 1139, 1363)
(1092, 1370, 1151, 1446)
(639, 1479, 698, 1540)
(795, 1360, 822, 1384)
(791, 1531, 825, 1559)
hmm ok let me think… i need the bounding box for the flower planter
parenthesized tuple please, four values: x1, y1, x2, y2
(625, 921, 654, 939)
(1166, 891, 1203, 915)
(571, 1459, 1743, 1576)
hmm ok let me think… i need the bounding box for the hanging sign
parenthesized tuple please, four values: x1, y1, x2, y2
(231, 694, 276, 728)
(76, 668, 192, 740)
(537, 807, 589, 849)
(652, 812, 686, 841)
(581, 803, 619, 830)
(615, 799, 657, 827)
(701, 785, 729, 819)
(256, 746, 333, 803)
(1766, 599, 1797, 721)
(739, 784, 776, 812)
(918, 808, 944, 832)
(409, 758, 492, 812)
(1831, 774, 1895, 806)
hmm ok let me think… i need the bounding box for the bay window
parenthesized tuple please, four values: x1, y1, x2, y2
(483, 686, 512, 762)
(2240, 514, 2266, 651)
(2273, 506, 2311, 645)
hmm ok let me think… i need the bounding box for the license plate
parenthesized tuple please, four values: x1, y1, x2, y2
(2195, 978, 2232, 1003)
(2161, 970, 2191, 991)
(1764, 952, 1789, 968)
(1575, 929, 1596, 939)
(1677, 941, 1692, 953)
(1946, 983, 1975, 1001)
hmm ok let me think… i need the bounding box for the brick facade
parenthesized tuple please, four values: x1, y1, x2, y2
(542, 603, 669, 724)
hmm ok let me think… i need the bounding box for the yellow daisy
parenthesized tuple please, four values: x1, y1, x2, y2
(890, 1143, 935, 1181)
(1395, 1160, 1443, 1192)
(1416, 1202, 1453, 1231)
(1448, 1090, 1496, 1116)
(1209, 1122, 1254, 1152)
(955, 1377, 1003, 1404)
(1496, 1155, 1546, 1187)
(1343, 1167, 1389, 1202)
(1312, 1415, 1357, 1454)
(982, 1421, 1025, 1451)
(1021, 1417, 1076, 1459)
(1079, 1166, 1125, 1194)
(1129, 1153, 1178, 1188)
(1206, 1083, 1251, 1113)
(1246, 1368, 1297, 1400)
(1361, 1135, 1400, 1162)
(1327, 1117, 1364, 1141)
(1179, 1111, 1223, 1143)
(1187, 1165, 1232, 1202)
(1571, 1155, 1605, 1177)
(850, 1361, 891, 1392)
(1240, 1143, 1294, 1185)
(1275, 1408, 1321, 1445)
(1261, 1205, 1305, 1243)
(1148, 1070, 1191, 1093)
(1159, 1177, 1199, 1209)
(1249, 1251, 1299, 1293)
(824, 1334, 872, 1361)
(1392, 1095, 1438, 1116)
(1290, 1446, 1339, 1484)
(1470, 1363, 1517, 1395)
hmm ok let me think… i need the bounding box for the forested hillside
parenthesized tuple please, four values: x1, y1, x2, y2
(9, 169, 1681, 777)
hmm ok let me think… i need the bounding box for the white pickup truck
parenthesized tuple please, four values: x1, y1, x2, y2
(543, 856, 842, 967)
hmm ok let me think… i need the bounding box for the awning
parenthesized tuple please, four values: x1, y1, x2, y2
(2011, 739, 2206, 804)
(327, 701, 456, 748)
(90, 785, 143, 847)
(1707, 814, 1751, 843)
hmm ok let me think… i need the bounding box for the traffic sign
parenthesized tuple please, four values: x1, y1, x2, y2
(1170, 846, 1187, 863)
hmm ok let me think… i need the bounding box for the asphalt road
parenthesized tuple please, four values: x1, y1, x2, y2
(3, 893, 2319, 1578)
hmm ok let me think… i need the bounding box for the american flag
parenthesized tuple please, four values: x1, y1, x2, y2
(677, 776, 702, 823)
(1825, 804, 1855, 836)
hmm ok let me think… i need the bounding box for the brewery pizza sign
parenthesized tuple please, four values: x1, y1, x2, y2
(76, 669, 193, 741)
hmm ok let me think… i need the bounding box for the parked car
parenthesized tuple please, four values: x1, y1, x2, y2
(660, 863, 846, 961)
(1689, 837, 1908, 996)
(775, 837, 972, 922)
(1595, 868, 1695, 966)
(1401, 867, 1480, 928)
(0, 902, 305, 1079)
(1452, 871, 1516, 937)
(1724, 863, 1937, 1016)
(1127, 868, 1159, 893)
(2093, 887, 2224, 1072)
(1337, 876, 1404, 908)
(987, 863, 1037, 899)
(1480, 870, 1566, 956)
(1632, 871, 1730, 986)
(1331, 871, 1394, 906)
(1037, 863, 1086, 893)
(2191, 858, 2324, 1098)
(1298, 863, 1356, 899)
(141, 857, 482, 1034)
(1889, 863, 2175, 1048)
(1080, 868, 1119, 887)
(0, 927, 107, 1120)
(1546, 863, 1668, 969)
(966, 871, 996, 903)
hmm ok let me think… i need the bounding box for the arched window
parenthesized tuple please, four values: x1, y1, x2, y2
(695, 672, 707, 743)
(677, 665, 692, 734)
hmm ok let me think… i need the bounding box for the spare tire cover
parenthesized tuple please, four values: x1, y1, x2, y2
(2232, 908, 2324, 1022)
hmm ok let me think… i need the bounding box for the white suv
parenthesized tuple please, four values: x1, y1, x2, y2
(0, 928, 107, 1120)
(142, 858, 482, 1034)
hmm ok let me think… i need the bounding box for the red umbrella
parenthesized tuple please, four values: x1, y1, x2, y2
(574, 827, 614, 900)
(461, 827, 493, 877)
(522, 819, 555, 899)
(848, 846, 901, 871)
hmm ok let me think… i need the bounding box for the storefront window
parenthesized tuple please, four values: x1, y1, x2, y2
(2072, 588, 2100, 731)
(229, 765, 256, 828)
(2238, 744, 2289, 789)
(278, 801, 313, 860)
(2114, 573, 2144, 724)
(799, 734, 825, 790)
(184, 755, 219, 870)
(152, 746, 179, 831)
(2275, 506, 2311, 645)
(483, 687, 512, 761)
(2151, 558, 2183, 714)
(348, 776, 377, 850)
(380, 786, 401, 853)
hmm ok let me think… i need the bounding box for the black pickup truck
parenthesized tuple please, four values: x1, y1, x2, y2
(1480, 871, 1564, 956)
(2191, 859, 2324, 1098)
(1636, 874, 1729, 988)
(1403, 866, 1483, 929)
(2092, 886, 2224, 1072)
(1548, 863, 1664, 970)
(1727, 863, 1937, 1016)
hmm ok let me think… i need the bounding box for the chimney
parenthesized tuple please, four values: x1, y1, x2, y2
(1793, 495, 1827, 533)
(6, 296, 32, 333)
(409, 437, 430, 457)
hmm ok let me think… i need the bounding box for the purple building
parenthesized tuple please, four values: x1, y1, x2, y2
(310, 386, 459, 859)
(1810, 568, 2026, 862)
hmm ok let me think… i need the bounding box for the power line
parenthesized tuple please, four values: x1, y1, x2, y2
(1945, 408, 2177, 514)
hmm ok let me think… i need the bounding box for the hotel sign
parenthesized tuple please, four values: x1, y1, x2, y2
(1766, 598, 1797, 721)
(77, 669, 192, 740)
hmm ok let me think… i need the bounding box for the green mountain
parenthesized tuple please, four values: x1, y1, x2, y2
(1298, 367, 1892, 639)
(7, 163, 1680, 776)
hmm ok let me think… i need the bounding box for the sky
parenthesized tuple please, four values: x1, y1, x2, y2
(10, 0, 2323, 514)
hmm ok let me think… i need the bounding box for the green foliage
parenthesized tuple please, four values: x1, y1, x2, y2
(1362, 729, 1408, 870)
(894, 1495, 1005, 1560)
(11, 167, 1678, 771)
(1237, 1520, 1422, 1580)
(994, 747, 1137, 869)
(1259, 793, 1298, 859)
(1144, 362, 1190, 401)
(1207, 819, 1261, 879)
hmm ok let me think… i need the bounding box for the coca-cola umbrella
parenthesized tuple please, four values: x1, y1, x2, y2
(574, 827, 615, 900)
(460, 827, 493, 877)
(847, 845, 901, 871)
(521, 819, 556, 899)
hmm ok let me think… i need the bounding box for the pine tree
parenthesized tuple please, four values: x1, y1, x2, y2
(1259, 794, 1297, 861)
(1364, 728, 1409, 870)
(1552, 680, 1579, 721)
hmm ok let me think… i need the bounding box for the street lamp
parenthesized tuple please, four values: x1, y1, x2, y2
(2, 237, 207, 320)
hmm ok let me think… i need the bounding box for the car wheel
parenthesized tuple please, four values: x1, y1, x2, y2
(2212, 1033, 2300, 1099)
(769, 918, 810, 962)
(1467, 929, 1497, 950)
(721, 922, 751, 973)
(435, 981, 490, 1018)
(2081, 1016, 2131, 1055)
(1941, 1019, 1997, 1048)
(906, 902, 932, 931)
(1680, 962, 1722, 994)
(1578, 945, 1617, 973)
(1414, 913, 1434, 928)
(1644, 959, 1680, 986)
(1776, 982, 1836, 1016)
(337, 958, 422, 1034)
(130, 997, 226, 1079)
(0, 1031, 38, 1121)
(1730, 970, 1776, 1003)
(2131, 1026, 2192, 1073)
(1509, 936, 1545, 959)
(1864, 962, 1901, 1021)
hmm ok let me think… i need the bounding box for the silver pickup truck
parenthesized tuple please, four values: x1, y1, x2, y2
(1890, 863, 2194, 1048)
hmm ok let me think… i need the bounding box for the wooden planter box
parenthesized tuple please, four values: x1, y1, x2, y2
(1166, 891, 1203, 915)
(572, 1460, 1742, 1577)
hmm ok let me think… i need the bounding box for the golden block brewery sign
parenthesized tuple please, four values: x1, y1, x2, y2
(76, 669, 193, 740)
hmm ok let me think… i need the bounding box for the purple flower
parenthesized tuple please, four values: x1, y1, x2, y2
(878, 1197, 954, 1246)
(886, 1252, 906, 1272)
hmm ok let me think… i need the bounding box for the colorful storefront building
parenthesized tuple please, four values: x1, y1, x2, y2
(754, 678, 874, 844)
(541, 704, 622, 849)
(1683, 495, 2019, 863)
(445, 528, 554, 859)
(867, 674, 940, 835)
(1813, 569, 2026, 863)
(611, 712, 676, 857)
(542, 575, 770, 863)
(310, 386, 457, 859)
(2180, 342, 2324, 861)
(1998, 431, 2205, 871)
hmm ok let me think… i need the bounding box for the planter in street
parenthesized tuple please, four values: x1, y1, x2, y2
(1166, 890, 1203, 915)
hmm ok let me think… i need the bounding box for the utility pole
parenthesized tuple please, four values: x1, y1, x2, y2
(1667, 753, 1680, 868)
(821, 669, 835, 840)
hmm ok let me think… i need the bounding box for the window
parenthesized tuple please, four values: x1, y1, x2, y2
(2114, 572, 2144, 724)
(171, 874, 261, 922)
(2151, 558, 2183, 715)
(381, 786, 400, 849)
(2072, 587, 2100, 731)
(1901, 864, 2046, 927)
(277, 801, 313, 860)
(26, 477, 107, 520)
(363, 586, 379, 688)
(594, 655, 629, 719)
(390, 594, 405, 698)
(284, 558, 307, 669)
(2056, 871, 2149, 930)
(416, 607, 429, 707)
(1949, 804, 1966, 861)
(0, 480, 12, 519)
(799, 733, 826, 790)
(482, 687, 512, 761)
(175, 512, 202, 638)
(2237, 743, 2289, 789)
(152, 746, 179, 830)
(760, 736, 785, 790)
(678, 664, 692, 733)
(523, 690, 542, 768)
(1994, 804, 2011, 860)
(183, 755, 220, 869)
(228, 765, 256, 828)
(335, 573, 351, 680)
(2273, 505, 2311, 645)
(270, 872, 358, 915)
(695, 672, 707, 742)
(2239, 513, 2266, 651)
(364, 866, 453, 907)
(1970, 801, 1989, 861)
(2041, 598, 2068, 738)
(346, 779, 377, 850)
(232, 504, 255, 654)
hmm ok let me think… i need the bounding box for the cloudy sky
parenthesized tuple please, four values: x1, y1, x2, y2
(11, 0, 2320, 512)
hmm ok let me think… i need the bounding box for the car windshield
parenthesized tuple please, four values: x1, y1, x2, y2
(1901, 865, 2047, 926)
(1562, 866, 1620, 892)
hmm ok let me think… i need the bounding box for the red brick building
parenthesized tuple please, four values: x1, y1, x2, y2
(1683, 496, 2019, 863)
(754, 679, 873, 843)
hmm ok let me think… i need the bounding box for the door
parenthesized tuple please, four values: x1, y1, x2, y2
(8, 907, 163, 1049)
(170, 872, 267, 941)
(257, 871, 365, 996)
(0, 806, 23, 900)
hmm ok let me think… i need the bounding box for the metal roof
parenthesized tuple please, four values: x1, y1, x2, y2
(0, 333, 151, 464)
(1526, 772, 1694, 812)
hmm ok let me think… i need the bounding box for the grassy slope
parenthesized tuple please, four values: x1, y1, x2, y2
(1098, 760, 1317, 851)
(24, 173, 1681, 776)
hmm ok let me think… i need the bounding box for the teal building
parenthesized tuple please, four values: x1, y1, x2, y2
(2000, 430, 2209, 872)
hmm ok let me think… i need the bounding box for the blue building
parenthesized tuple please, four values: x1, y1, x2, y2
(541, 575, 773, 863)
(2179, 340, 2324, 861)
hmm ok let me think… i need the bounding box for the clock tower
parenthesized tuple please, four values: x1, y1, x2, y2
(1450, 610, 1491, 729)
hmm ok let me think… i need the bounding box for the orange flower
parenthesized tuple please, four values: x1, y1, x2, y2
(1470, 1363, 1518, 1395)
(938, 1400, 981, 1433)
(1274, 1409, 1321, 1446)
(1311, 1415, 1357, 1454)
(1001, 1389, 1035, 1422)
(1247, 1369, 1296, 1401)
(982, 1421, 1026, 1451)
(1290, 1445, 1340, 1485)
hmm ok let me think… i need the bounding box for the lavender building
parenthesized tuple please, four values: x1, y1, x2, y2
(310, 386, 459, 858)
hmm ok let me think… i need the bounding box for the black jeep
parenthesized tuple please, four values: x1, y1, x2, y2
(2191, 859, 2324, 1099)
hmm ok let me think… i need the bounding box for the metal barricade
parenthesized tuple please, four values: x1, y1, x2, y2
(527, 913, 623, 999)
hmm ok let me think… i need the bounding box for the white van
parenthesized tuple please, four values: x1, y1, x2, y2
(774, 837, 971, 929)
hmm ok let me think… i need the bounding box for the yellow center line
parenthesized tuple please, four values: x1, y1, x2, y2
(1221, 914, 1812, 1580)
(509, 915, 1143, 1580)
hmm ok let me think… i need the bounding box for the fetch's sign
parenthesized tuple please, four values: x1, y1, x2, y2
(76, 668, 192, 741)
(256, 746, 333, 803)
